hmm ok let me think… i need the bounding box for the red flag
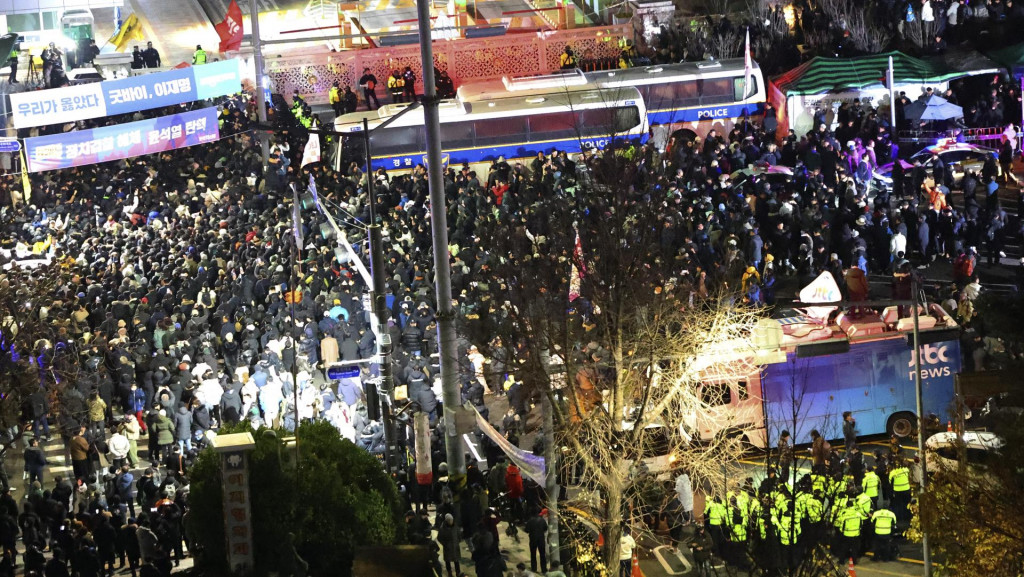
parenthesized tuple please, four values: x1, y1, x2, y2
(215, 0, 244, 53)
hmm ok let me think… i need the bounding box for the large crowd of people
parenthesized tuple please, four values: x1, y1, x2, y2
(0, 32, 1020, 572)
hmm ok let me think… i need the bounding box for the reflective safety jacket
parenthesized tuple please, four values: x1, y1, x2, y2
(890, 467, 911, 492)
(872, 508, 897, 536)
(862, 471, 881, 498)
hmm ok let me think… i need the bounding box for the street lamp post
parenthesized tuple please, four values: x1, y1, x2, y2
(415, 0, 466, 484)
(249, 0, 270, 166)
(910, 276, 932, 577)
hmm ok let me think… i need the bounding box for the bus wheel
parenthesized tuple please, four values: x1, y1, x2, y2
(670, 128, 698, 144)
(887, 412, 916, 438)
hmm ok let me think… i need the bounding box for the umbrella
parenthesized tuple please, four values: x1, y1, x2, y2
(903, 94, 964, 121)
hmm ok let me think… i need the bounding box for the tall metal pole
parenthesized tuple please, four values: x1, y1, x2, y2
(911, 275, 932, 577)
(249, 0, 270, 166)
(884, 54, 892, 159)
(416, 0, 465, 482)
(364, 118, 400, 475)
(289, 227, 300, 465)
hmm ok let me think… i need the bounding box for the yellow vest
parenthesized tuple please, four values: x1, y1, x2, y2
(705, 501, 726, 525)
(862, 471, 880, 498)
(890, 467, 911, 492)
(329, 87, 340, 104)
(776, 515, 800, 545)
(872, 509, 897, 536)
(838, 507, 863, 538)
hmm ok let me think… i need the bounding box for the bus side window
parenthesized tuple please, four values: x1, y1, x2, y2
(373, 126, 423, 155)
(701, 77, 733, 105)
(526, 111, 577, 142)
(612, 106, 641, 133)
(737, 380, 749, 401)
(475, 116, 528, 147)
(440, 121, 475, 150)
(701, 383, 732, 406)
(733, 76, 757, 101)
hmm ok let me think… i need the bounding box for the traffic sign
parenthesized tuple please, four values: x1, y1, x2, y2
(0, 138, 20, 153)
(327, 364, 361, 379)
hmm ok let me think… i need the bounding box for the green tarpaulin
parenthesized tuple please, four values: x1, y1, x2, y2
(0, 33, 17, 63)
(987, 43, 1024, 77)
(773, 51, 967, 95)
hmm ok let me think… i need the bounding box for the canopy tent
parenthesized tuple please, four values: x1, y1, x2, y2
(903, 94, 963, 121)
(768, 51, 994, 137)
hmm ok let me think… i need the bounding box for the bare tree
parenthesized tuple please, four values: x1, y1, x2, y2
(0, 262, 81, 449)
(472, 133, 761, 569)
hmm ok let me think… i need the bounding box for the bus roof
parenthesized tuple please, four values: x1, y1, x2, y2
(586, 58, 762, 88)
(456, 58, 762, 102)
(773, 302, 959, 348)
(334, 86, 644, 132)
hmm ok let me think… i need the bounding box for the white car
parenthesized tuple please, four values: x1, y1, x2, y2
(924, 430, 1004, 475)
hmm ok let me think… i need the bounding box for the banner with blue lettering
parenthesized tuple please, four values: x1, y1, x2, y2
(24, 107, 220, 173)
(10, 60, 241, 129)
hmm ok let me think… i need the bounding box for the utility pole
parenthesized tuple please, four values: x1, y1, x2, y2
(363, 117, 400, 475)
(249, 0, 270, 166)
(911, 275, 932, 577)
(415, 0, 465, 482)
(888, 55, 896, 141)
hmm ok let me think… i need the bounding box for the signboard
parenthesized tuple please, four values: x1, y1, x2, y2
(211, 433, 256, 575)
(0, 138, 20, 153)
(10, 59, 241, 129)
(327, 364, 362, 380)
(24, 107, 220, 173)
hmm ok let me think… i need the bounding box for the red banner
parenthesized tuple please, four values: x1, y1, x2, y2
(216, 0, 244, 53)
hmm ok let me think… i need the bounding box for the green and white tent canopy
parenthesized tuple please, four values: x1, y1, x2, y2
(772, 51, 966, 96)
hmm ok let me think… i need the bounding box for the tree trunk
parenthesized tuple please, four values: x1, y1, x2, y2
(603, 465, 624, 573)
(542, 393, 561, 565)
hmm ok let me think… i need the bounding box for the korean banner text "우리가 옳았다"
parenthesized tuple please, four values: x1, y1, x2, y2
(9, 59, 241, 129)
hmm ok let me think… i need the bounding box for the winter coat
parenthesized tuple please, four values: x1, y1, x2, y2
(174, 407, 193, 441)
(152, 414, 175, 445)
(108, 433, 130, 459)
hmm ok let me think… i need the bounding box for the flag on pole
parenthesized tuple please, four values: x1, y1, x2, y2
(308, 174, 319, 204)
(109, 13, 145, 53)
(743, 27, 753, 99)
(19, 150, 31, 204)
(568, 229, 584, 302)
(300, 132, 321, 168)
(292, 185, 304, 251)
(215, 0, 244, 54)
(113, 7, 123, 37)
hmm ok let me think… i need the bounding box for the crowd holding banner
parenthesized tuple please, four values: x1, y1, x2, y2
(24, 107, 221, 173)
(9, 59, 242, 129)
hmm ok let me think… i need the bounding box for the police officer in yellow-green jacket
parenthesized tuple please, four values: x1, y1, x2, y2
(775, 503, 801, 571)
(704, 495, 727, 559)
(7, 44, 18, 84)
(854, 489, 873, 555)
(871, 507, 898, 561)
(725, 496, 749, 569)
(889, 459, 912, 522)
(193, 44, 207, 65)
(862, 465, 881, 508)
(835, 496, 867, 564)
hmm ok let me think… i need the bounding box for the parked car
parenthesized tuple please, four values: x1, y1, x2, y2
(873, 142, 997, 194)
(924, 430, 1004, 475)
(729, 165, 794, 194)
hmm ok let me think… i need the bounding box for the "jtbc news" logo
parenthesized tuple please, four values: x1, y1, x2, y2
(907, 344, 952, 379)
